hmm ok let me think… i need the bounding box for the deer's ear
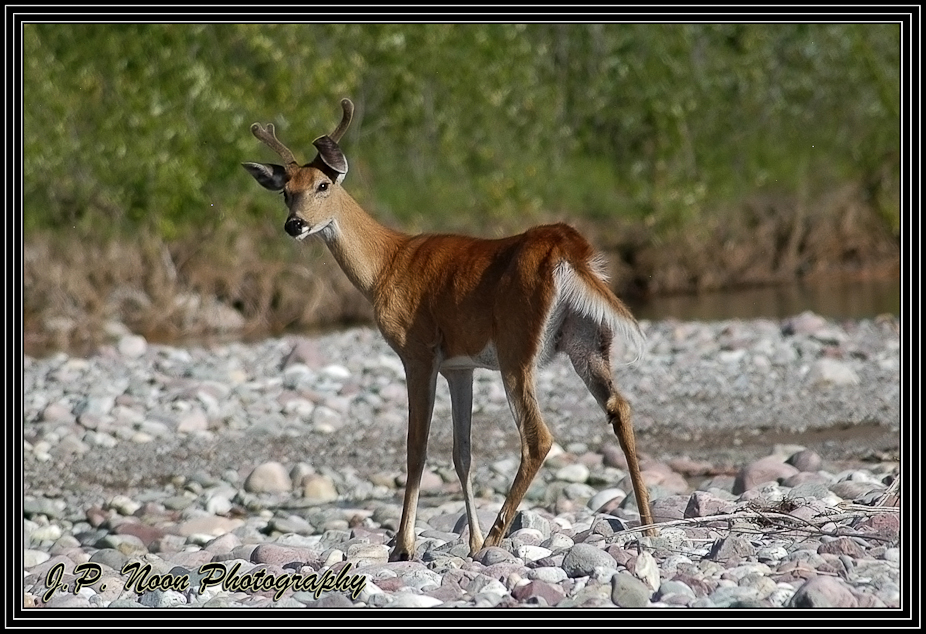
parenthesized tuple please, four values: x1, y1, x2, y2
(242, 162, 288, 191)
(312, 136, 348, 181)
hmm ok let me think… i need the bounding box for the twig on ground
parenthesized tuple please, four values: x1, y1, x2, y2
(619, 501, 898, 544)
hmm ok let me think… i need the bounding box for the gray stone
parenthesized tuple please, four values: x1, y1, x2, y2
(610, 572, 652, 607)
(94, 534, 148, 556)
(244, 461, 293, 494)
(301, 474, 339, 502)
(88, 548, 129, 571)
(788, 576, 860, 608)
(508, 510, 551, 538)
(788, 482, 833, 501)
(829, 480, 883, 501)
(555, 463, 590, 483)
(562, 543, 617, 578)
(23, 549, 50, 568)
(118, 334, 148, 358)
(707, 535, 756, 563)
(24, 497, 67, 519)
(386, 592, 443, 608)
(138, 589, 186, 607)
(587, 487, 627, 512)
(656, 579, 696, 599)
(808, 359, 860, 386)
(473, 546, 517, 566)
(709, 584, 761, 607)
(527, 566, 568, 584)
(786, 449, 823, 472)
(177, 408, 209, 433)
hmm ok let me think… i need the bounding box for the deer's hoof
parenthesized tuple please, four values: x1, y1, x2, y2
(388, 549, 414, 562)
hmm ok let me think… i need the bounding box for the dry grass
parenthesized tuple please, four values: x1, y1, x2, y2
(22, 184, 898, 358)
(22, 225, 372, 357)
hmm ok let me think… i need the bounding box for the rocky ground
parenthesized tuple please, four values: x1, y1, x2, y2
(21, 312, 902, 610)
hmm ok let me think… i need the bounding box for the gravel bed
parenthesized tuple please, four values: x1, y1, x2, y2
(22, 312, 901, 609)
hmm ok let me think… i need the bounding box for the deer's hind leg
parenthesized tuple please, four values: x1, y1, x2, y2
(560, 314, 655, 535)
(482, 362, 554, 549)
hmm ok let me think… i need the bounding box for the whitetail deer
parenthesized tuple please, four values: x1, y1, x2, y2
(243, 98, 656, 561)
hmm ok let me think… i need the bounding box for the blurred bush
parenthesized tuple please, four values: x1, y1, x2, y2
(23, 24, 900, 239)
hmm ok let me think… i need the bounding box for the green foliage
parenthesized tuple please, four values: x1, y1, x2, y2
(23, 24, 900, 239)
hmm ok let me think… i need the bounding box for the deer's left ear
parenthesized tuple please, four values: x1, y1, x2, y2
(312, 135, 348, 183)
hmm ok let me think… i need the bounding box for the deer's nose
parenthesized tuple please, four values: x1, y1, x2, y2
(284, 216, 307, 238)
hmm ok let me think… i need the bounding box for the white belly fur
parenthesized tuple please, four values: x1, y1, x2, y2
(441, 342, 500, 371)
(438, 300, 570, 372)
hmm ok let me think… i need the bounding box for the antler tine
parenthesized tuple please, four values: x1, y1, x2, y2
(329, 98, 354, 143)
(250, 122, 297, 165)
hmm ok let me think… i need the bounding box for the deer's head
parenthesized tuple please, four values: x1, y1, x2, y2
(243, 98, 354, 241)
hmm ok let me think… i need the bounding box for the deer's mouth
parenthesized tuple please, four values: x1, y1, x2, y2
(289, 219, 332, 241)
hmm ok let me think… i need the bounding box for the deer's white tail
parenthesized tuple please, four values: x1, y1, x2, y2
(555, 256, 647, 363)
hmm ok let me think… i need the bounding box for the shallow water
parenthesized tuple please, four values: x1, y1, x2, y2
(627, 276, 900, 322)
(140, 276, 901, 355)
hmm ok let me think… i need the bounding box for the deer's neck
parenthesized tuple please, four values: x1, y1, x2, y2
(322, 192, 406, 299)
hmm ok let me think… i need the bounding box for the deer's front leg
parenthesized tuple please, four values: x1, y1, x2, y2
(389, 359, 439, 562)
(443, 369, 484, 555)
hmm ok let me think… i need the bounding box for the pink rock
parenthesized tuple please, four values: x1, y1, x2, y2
(733, 456, 800, 494)
(112, 521, 167, 547)
(817, 537, 865, 558)
(395, 468, 443, 492)
(41, 402, 74, 423)
(176, 409, 209, 433)
(604, 545, 635, 567)
(601, 444, 651, 470)
(482, 562, 526, 584)
(250, 544, 320, 567)
(175, 515, 244, 537)
(85, 505, 110, 528)
(170, 550, 214, 568)
(684, 491, 736, 518)
(618, 468, 689, 496)
(372, 576, 404, 592)
(425, 584, 466, 602)
(650, 495, 690, 521)
(781, 471, 828, 487)
(203, 533, 242, 554)
(854, 512, 900, 540)
(282, 338, 325, 369)
(667, 457, 716, 477)
(512, 580, 566, 605)
(671, 572, 716, 597)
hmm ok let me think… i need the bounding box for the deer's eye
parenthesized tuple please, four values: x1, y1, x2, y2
(317, 181, 329, 193)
